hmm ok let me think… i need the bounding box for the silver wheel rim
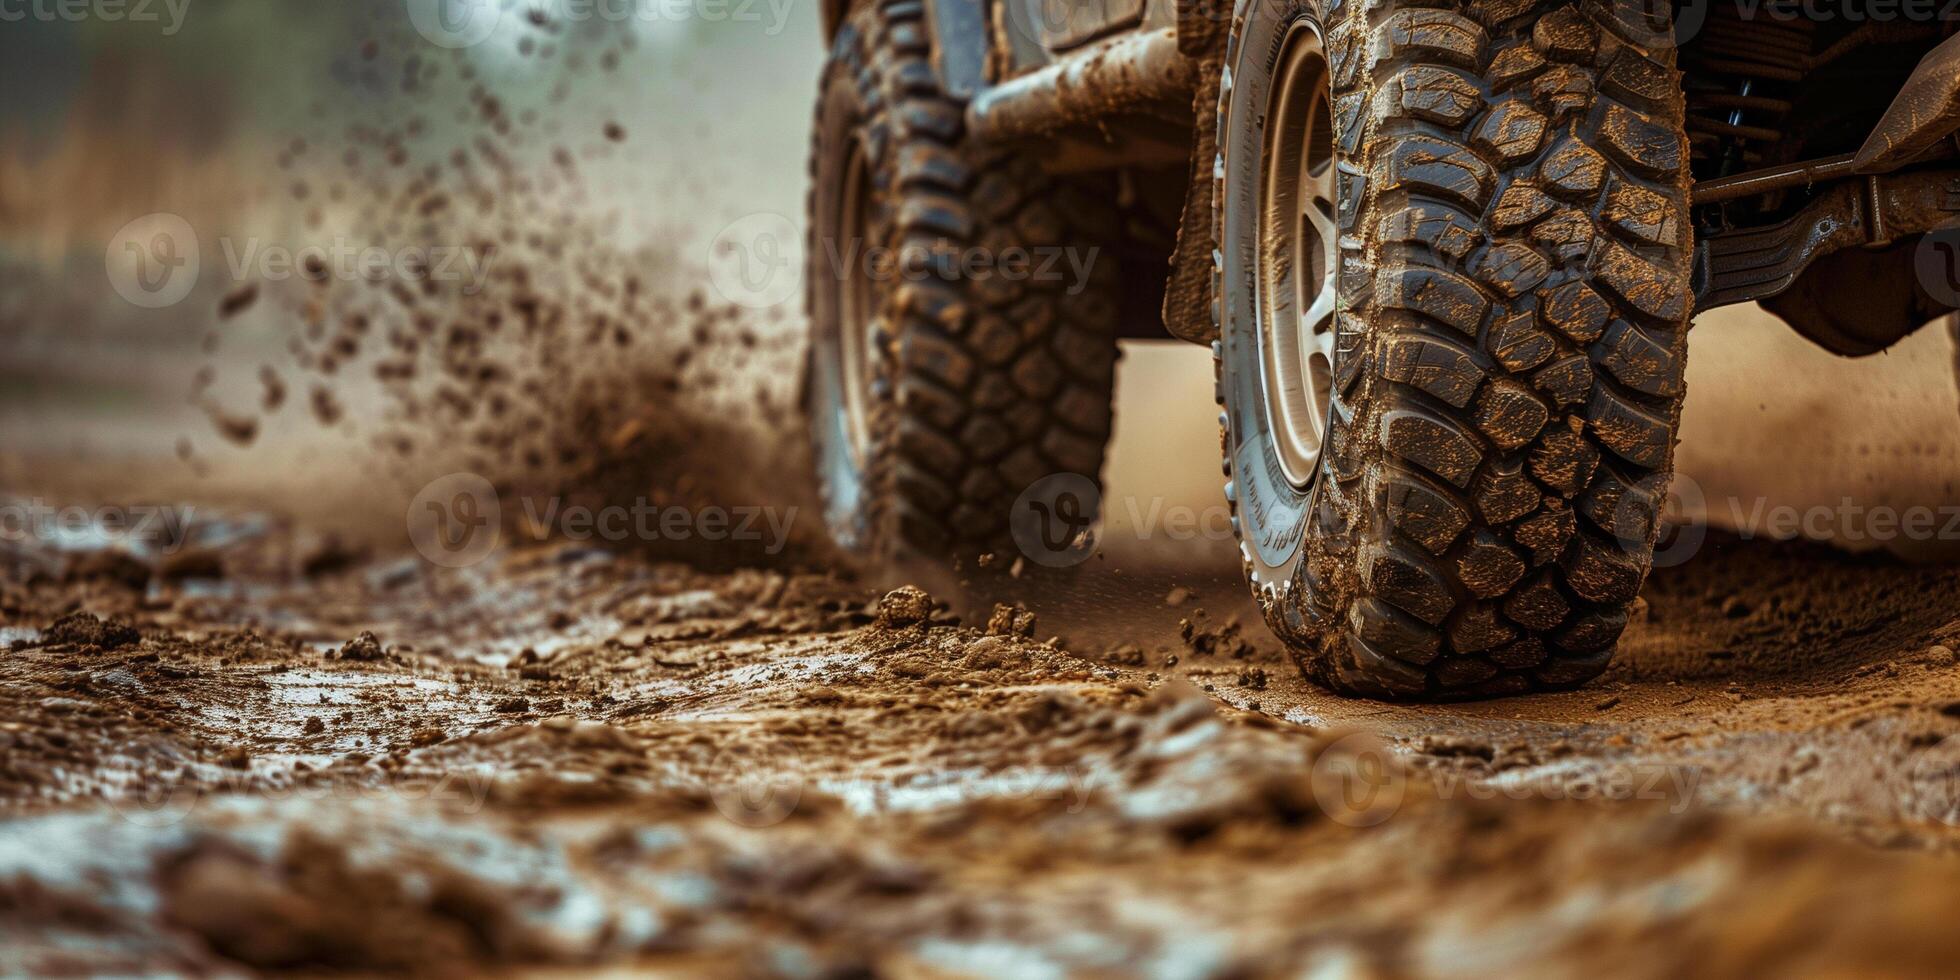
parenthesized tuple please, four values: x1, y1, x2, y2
(837, 142, 879, 468)
(1256, 21, 1339, 490)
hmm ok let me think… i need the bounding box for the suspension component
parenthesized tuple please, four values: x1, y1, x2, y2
(1683, 5, 1814, 175)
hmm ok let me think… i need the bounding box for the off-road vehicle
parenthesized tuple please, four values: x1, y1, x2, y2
(803, 0, 1960, 699)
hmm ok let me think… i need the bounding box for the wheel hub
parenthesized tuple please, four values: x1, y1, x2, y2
(1256, 21, 1340, 490)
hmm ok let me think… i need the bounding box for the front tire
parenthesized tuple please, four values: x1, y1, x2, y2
(1216, 0, 1694, 698)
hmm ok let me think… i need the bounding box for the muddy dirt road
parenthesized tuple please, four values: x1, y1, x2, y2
(5, 8, 1960, 977)
(3, 501, 1959, 977)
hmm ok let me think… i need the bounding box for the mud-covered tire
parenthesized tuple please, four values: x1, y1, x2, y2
(1215, 0, 1693, 699)
(804, 0, 1123, 565)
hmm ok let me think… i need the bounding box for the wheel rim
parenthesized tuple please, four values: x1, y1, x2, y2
(836, 141, 879, 468)
(1256, 21, 1339, 491)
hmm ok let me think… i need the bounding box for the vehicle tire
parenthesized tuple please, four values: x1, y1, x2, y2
(1214, 0, 1693, 698)
(804, 0, 1123, 566)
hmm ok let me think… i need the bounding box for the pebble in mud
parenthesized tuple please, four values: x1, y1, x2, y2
(875, 586, 934, 628)
(985, 603, 1036, 637)
(335, 631, 387, 662)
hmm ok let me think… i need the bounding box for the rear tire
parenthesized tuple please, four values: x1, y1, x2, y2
(1215, 0, 1694, 698)
(805, 0, 1124, 566)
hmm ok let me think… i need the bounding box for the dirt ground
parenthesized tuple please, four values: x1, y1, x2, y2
(2, 499, 1959, 977)
(5, 10, 1960, 977)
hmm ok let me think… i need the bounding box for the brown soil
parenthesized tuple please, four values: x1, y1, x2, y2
(2, 512, 1958, 977)
(5, 12, 1959, 978)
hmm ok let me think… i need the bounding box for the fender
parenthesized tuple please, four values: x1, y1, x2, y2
(1853, 30, 1960, 175)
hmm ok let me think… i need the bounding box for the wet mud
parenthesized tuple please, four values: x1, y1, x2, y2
(4, 10, 1960, 977)
(2, 513, 1958, 976)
